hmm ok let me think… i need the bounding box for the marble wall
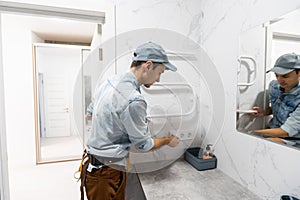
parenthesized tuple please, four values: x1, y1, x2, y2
(192, 1, 300, 199)
(112, 0, 300, 199)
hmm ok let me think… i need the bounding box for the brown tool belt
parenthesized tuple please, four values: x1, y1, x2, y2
(88, 154, 105, 166)
(88, 153, 124, 166)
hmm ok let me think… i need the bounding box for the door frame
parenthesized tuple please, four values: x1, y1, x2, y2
(0, 13, 10, 200)
(33, 43, 90, 164)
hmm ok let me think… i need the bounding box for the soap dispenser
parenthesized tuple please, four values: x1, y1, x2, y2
(203, 144, 213, 159)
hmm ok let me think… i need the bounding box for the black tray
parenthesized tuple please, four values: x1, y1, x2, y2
(184, 147, 217, 171)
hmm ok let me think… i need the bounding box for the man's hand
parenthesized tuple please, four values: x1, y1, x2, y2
(251, 106, 265, 117)
(167, 135, 180, 147)
(151, 135, 180, 150)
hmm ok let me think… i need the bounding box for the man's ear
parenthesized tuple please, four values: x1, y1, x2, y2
(145, 61, 153, 70)
(142, 62, 149, 72)
(146, 64, 150, 70)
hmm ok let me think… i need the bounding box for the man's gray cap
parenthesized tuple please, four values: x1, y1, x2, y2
(133, 42, 177, 71)
(267, 53, 300, 75)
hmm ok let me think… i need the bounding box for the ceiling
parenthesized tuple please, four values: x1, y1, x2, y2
(2, 13, 96, 44)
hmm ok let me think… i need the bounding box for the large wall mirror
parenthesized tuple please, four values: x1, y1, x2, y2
(236, 8, 300, 149)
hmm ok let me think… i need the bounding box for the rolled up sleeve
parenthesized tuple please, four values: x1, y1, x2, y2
(281, 105, 300, 136)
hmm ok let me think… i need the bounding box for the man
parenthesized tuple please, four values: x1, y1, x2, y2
(80, 42, 180, 200)
(251, 53, 300, 145)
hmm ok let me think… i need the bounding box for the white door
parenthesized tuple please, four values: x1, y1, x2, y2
(43, 74, 71, 137)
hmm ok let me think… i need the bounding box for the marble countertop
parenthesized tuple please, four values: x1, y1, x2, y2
(138, 158, 261, 200)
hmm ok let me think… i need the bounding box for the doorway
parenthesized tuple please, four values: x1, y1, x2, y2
(33, 43, 91, 163)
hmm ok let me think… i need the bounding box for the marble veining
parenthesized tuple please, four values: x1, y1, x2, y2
(219, 135, 250, 187)
(139, 158, 261, 200)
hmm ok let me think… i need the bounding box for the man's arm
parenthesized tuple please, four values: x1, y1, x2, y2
(151, 135, 179, 150)
(254, 127, 289, 138)
(251, 106, 272, 118)
(121, 101, 180, 152)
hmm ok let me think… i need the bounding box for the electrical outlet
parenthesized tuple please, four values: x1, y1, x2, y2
(177, 132, 193, 140)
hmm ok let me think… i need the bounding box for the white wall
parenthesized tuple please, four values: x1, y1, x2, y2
(2, 0, 300, 199)
(195, 1, 300, 199)
(2, 14, 37, 166)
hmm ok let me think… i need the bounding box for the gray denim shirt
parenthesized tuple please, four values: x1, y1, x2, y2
(86, 71, 154, 165)
(269, 80, 300, 137)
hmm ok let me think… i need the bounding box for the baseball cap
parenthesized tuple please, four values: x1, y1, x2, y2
(266, 53, 300, 75)
(132, 42, 177, 71)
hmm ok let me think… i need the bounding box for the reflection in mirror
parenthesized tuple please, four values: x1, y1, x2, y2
(237, 23, 269, 132)
(237, 9, 300, 149)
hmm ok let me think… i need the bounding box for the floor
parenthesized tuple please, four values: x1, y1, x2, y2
(9, 160, 81, 200)
(40, 135, 83, 162)
(9, 135, 83, 200)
